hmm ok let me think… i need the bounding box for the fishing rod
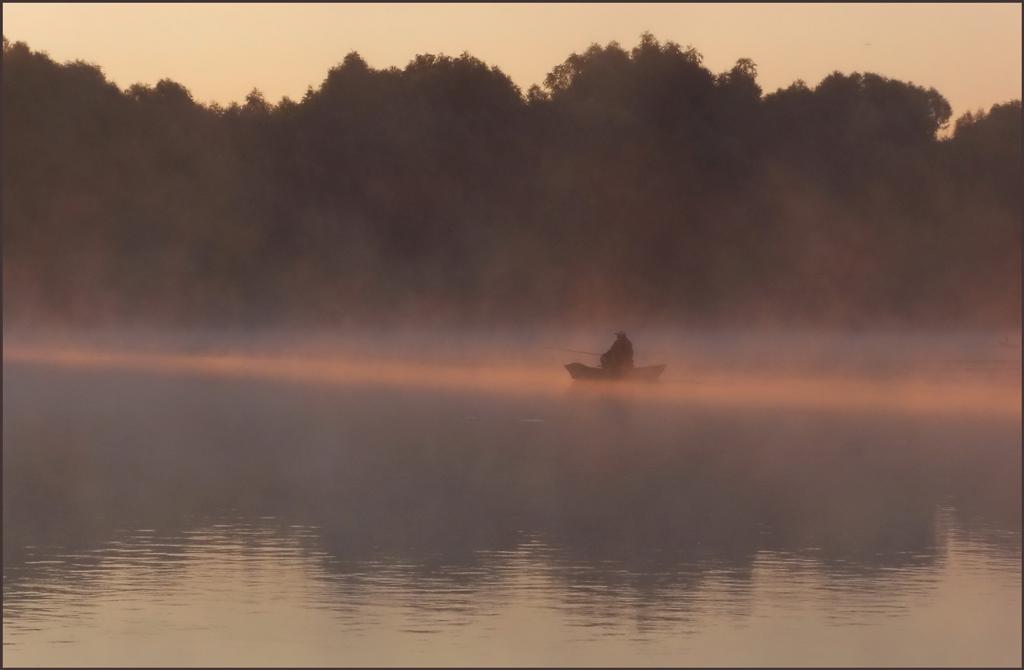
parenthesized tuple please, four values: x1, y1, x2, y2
(545, 347, 603, 357)
(546, 346, 672, 359)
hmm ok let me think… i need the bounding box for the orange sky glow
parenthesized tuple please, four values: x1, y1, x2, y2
(3, 3, 1021, 124)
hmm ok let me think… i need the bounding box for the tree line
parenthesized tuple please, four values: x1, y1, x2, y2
(3, 33, 1020, 328)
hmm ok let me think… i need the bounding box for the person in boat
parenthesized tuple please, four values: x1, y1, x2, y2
(600, 331, 634, 375)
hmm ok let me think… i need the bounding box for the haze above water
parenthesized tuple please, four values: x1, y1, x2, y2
(3, 329, 1021, 666)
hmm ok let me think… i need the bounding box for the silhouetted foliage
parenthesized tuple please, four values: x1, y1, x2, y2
(2, 35, 1020, 327)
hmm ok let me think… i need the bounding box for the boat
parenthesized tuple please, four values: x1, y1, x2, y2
(565, 362, 667, 381)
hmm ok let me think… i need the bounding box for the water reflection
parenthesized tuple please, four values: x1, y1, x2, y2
(3, 362, 1021, 665)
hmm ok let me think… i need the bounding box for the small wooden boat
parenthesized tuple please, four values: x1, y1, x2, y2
(565, 362, 666, 381)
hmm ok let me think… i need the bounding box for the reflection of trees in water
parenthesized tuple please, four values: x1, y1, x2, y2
(5, 366, 1020, 609)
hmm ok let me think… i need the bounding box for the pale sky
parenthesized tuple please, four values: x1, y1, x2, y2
(3, 3, 1021, 122)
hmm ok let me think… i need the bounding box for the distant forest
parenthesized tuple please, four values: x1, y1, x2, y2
(3, 34, 1020, 328)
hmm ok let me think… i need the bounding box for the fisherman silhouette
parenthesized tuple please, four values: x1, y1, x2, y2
(600, 331, 634, 375)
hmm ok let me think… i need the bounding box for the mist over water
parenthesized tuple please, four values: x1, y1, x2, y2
(4, 15, 1021, 666)
(3, 328, 1020, 666)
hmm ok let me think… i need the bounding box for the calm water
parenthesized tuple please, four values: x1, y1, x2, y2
(4, 336, 1021, 666)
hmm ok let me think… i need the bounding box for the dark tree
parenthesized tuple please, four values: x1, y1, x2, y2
(2, 35, 1020, 328)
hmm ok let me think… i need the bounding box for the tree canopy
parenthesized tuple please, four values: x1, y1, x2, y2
(2, 34, 1020, 328)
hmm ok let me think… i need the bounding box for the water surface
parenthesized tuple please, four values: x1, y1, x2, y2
(4, 333, 1021, 666)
